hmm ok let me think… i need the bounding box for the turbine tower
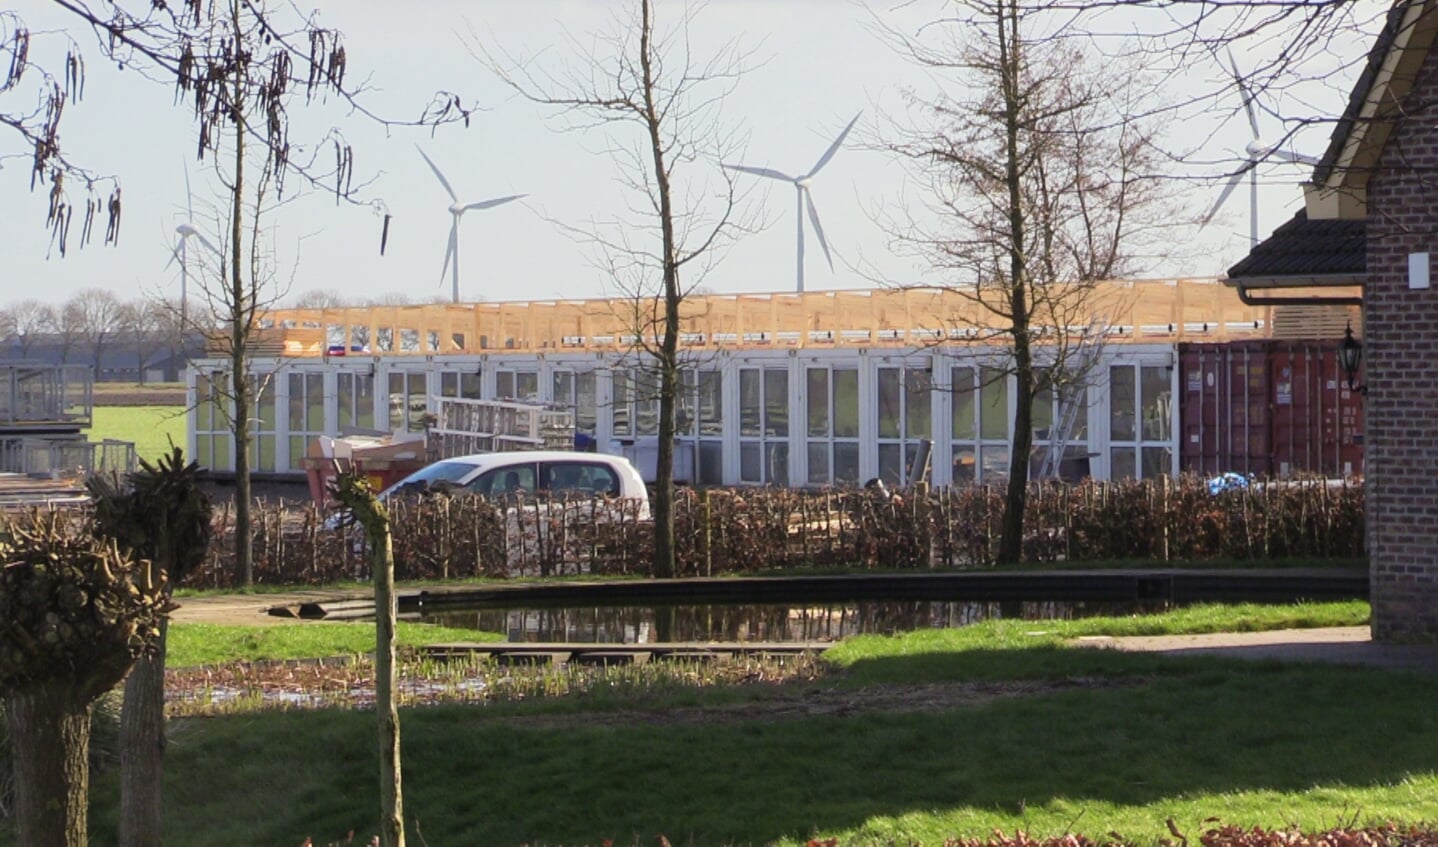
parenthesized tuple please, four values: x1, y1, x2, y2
(1200, 51, 1319, 248)
(416, 145, 526, 304)
(723, 112, 860, 293)
(165, 164, 219, 325)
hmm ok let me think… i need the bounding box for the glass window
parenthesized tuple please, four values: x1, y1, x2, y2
(442, 371, 482, 399)
(833, 368, 859, 438)
(1032, 385, 1053, 440)
(544, 462, 619, 495)
(834, 442, 860, 485)
(1110, 365, 1136, 441)
(612, 371, 631, 437)
(764, 369, 788, 437)
(697, 371, 722, 436)
(1111, 447, 1137, 480)
(766, 443, 790, 486)
(1140, 366, 1172, 442)
(980, 367, 1008, 440)
(739, 369, 761, 437)
(952, 446, 976, 484)
(877, 367, 901, 439)
(470, 464, 538, 497)
(878, 443, 903, 485)
(388, 371, 427, 432)
(951, 366, 975, 441)
(807, 442, 830, 484)
(807, 368, 829, 437)
(740, 442, 761, 482)
(338, 372, 375, 431)
(905, 368, 932, 439)
(1142, 446, 1172, 479)
(981, 445, 1010, 483)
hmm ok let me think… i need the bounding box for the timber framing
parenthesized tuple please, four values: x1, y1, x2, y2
(237, 278, 1271, 358)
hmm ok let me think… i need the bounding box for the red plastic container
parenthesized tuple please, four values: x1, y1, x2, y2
(1179, 340, 1364, 479)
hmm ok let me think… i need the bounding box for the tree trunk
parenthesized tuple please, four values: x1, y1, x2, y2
(639, 0, 678, 580)
(996, 0, 1031, 566)
(6, 684, 95, 847)
(372, 526, 405, 847)
(119, 617, 168, 847)
(230, 6, 254, 588)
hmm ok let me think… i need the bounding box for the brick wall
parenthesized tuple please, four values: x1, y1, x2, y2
(1366, 33, 1438, 641)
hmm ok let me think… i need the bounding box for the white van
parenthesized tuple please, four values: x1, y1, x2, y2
(380, 450, 650, 518)
(345, 451, 650, 574)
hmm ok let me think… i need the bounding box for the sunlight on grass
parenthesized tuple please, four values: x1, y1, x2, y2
(84, 405, 186, 464)
(166, 621, 500, 667)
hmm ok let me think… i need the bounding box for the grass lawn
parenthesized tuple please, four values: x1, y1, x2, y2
(165, 621, 502, 667)
(77, 600, 1438, 847)
(83, 405, 186, 465)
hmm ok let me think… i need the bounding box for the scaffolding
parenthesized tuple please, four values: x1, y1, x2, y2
(429, 397, 576, 458)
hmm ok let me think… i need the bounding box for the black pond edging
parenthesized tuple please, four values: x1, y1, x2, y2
(389, 568, 1367, 613)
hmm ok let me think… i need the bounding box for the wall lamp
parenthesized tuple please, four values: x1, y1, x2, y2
(1337, 322, 1366, 395)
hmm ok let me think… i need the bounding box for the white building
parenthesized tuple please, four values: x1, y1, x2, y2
(188, 281, 1270, 486)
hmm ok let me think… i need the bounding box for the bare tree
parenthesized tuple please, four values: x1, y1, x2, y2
(882, 0, 1180, 563)
(486, 0, 752, 577)
(0, 300, 57, 357)
(289, 288, 353, 309)
(119, 298, 165, 384)
(53, 297, 84, 365)
(66, 287, 125, 378)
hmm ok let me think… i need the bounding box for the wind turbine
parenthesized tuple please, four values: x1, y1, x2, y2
(1200, 51, 1319, 248)
(165, 164, 220, 325)
(416, 145, 526, 304)
(723, 112, 861, 293)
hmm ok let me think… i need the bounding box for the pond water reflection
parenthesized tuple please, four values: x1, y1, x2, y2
(417, 599, 1174, 644)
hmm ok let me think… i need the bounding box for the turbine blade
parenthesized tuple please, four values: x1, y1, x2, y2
(1226, 48, 1261, 139)
(441, 222, 458, 282)
(1200, 171, 1246, 228)
(1269, 148, 1320, 167)
(723, 163, 796, 182)
(416, 145, 459, 203)
(165, 240, 183, 270)
(805, 189, 834, 270)
(193, 231, 220, 256)
(807, 112, 862, 177)
(184, 160, 195, 221)
(463, 194, 527, 212)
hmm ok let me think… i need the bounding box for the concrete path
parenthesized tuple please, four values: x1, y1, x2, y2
(171, 590, 364, 626)
(1075, 626, 1438, 673)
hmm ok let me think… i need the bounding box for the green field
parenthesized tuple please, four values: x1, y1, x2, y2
(84, 405, 187, 465)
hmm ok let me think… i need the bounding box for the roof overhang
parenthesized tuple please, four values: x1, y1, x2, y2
(1306, 0, 1438, 220)
(1225, 277, 1363, 307)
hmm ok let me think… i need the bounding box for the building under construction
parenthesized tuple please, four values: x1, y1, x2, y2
(186, 278, 1365, 487)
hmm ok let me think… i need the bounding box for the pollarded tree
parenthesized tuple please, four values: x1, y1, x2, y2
(329, 471, 405, 847)
(486, 0, 753, 578)
(87, 447, 213, 847)
(882, 0, 1180, 563)
(0, 508, 168, 847)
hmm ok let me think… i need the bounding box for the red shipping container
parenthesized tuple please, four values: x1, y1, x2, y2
(1179, 340, 1364, 479)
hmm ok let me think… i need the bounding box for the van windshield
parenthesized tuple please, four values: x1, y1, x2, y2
(383, 461, 476, 496)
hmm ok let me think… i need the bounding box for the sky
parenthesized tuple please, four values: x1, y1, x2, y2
(1, 0, 1376, 310)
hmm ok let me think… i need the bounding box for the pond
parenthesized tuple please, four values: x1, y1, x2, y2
(416, 599, 1175, 644)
